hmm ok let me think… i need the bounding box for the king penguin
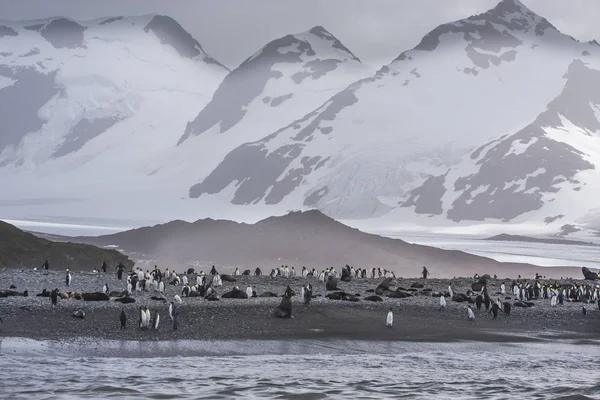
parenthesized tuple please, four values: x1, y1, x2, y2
(144, 307, 151, 329)
(467, 305, 475, 321)
(152, 310, 160, 330)
(103, 283, 109, 295)
(386, 308, 393, 328)
(66, 269, 72, 287)
(439, 295, 447, 309)
(246, 286, 253, 298)
(169, 302, 175, 320)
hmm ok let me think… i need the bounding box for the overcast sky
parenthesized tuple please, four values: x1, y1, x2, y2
(1, 0, 599, 69)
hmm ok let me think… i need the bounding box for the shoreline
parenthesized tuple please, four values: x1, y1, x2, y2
(2, 335, 599, 359)
(1, 270, 599, 348)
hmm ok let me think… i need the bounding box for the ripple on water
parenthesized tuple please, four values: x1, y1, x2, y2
(0, 342, 600, 399)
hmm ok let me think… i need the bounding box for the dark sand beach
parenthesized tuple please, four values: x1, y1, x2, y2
(1, 268, 598, 343)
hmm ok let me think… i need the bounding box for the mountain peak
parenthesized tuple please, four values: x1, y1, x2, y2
(178, 24, 363, 143)
(143, 15, 227, 68)
(393, 0, 558, 61)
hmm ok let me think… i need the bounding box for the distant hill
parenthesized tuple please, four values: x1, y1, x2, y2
(485, 233, 599, 247)
(68, 210, 578, 278)
(0, 220, 134, 270)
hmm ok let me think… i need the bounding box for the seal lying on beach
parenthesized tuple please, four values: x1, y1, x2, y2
(221, 274, 237, 283)
(222, 286, 248, 299)
(114, 294, 135, 304)
(82, 292, 110, 301)
(259, 292, 278, 297)
(0, 290, 28, 297)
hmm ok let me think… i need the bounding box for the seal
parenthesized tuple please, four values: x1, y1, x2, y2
(375, 278, 392, 295)
(326, 275, 339, 291)
(273, 286, 293, 318)
(82, 292, 110, 301)
(73, 310, 85, 319)
(222, 287, 248, 299)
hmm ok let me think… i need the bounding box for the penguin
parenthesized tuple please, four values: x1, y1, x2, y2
(467, 305, 475, 321)
(448, 284, 453, 300)
(169, 302, 175, 320)
(158, 281, 165, 293)
(301, 285, 305, 299)
(152, 310, 160, 330)
(120, 308, 127, 329)
(386, 308, 393, 328)
(303, 283, 312, 306)
(234, 268, 240, 276)
(66, 269, 72, 287)
(246, 286, 253, 298)
(139, 307, 146, 329)
(174, 295, 182, 304)
(582, 306, 587, 316)
(439, 295, 447, 309)
(145, 307, 151, 329)
(50, 288, 58, 306)
(500, 282, 506, 294)
(103, 283, 109, 295)
(489, 303, 500, 319)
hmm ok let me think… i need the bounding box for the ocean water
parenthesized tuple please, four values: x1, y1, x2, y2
(1, 339, 599, 399)
(382, 232, 600, 269)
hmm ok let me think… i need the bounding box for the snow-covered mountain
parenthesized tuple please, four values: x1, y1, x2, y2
(147, 26, 370, 195)
(400, 58, 600, 232)
(187, 0, 600, 223)
(0, 15, 228, 192)
(3, 1, 600, 239)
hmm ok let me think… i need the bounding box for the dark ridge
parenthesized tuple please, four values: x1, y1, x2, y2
(24, 24, 44, 31)
(0, 220, 134, 269)
(0, 25, 18, 38)
(40, 18, 86, 49)
(309, 25, 360, 62)
(52, 117, 122, 158)
(99, 16, 124, 25)
(0, 67, 61, 152)
(143, 15, 226, 68)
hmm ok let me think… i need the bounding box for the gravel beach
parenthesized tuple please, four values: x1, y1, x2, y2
(0, 267, 598, 343)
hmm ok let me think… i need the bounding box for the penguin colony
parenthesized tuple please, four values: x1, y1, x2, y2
(3, 262, 599, 334)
